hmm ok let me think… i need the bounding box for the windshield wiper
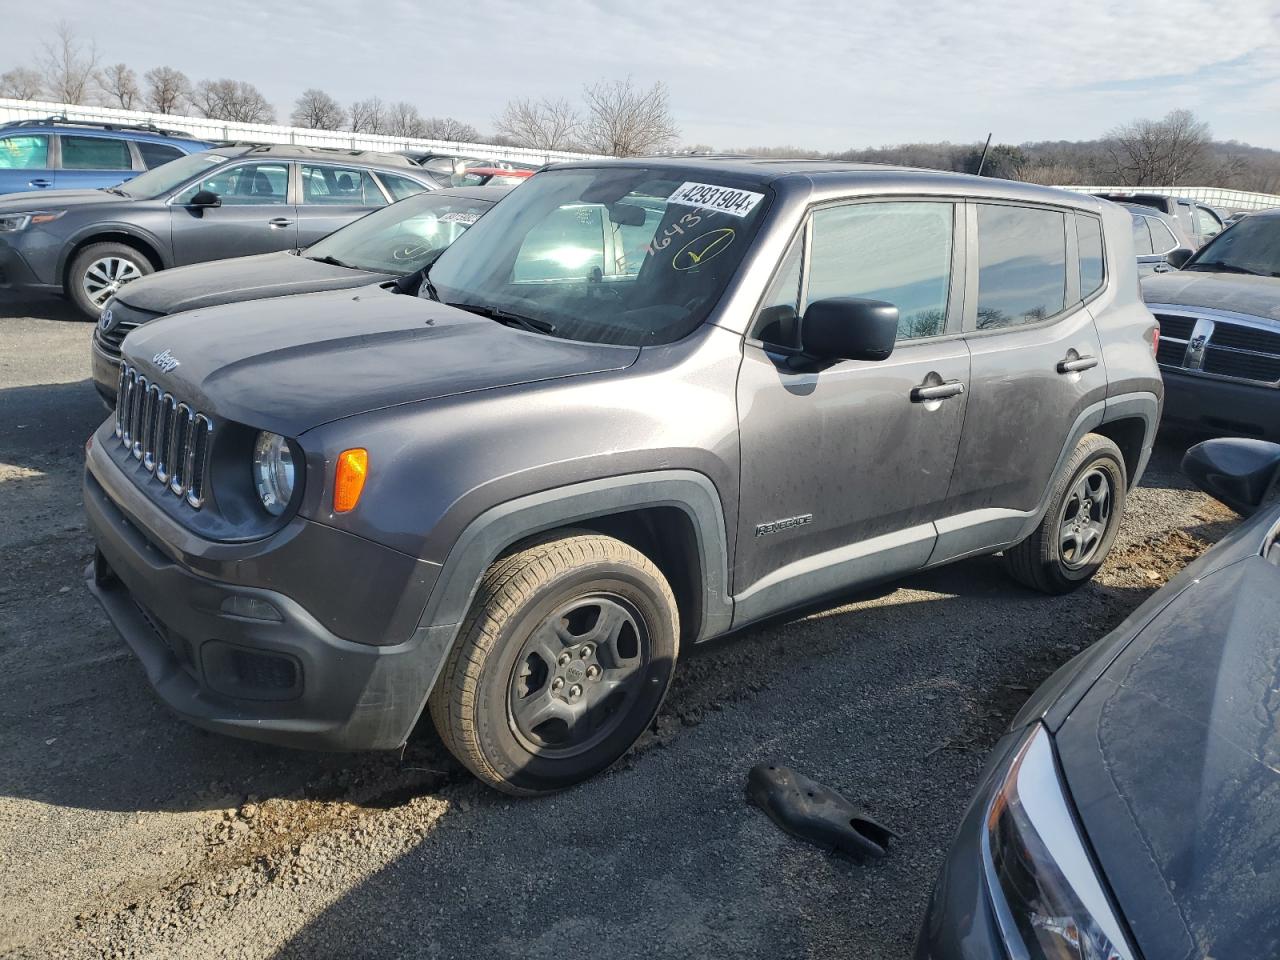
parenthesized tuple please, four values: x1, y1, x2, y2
(451, 302, 557, 335)
(1183, 260, 1269, 276)
(307, 254, 356, 269)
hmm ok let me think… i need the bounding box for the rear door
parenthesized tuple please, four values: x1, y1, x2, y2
(295, 163, 389, 248)
(934, 202, 1107, 562)
(169, 160, 298, 264)
(57, 134, 137, 190)
(0, 133, 53, 193)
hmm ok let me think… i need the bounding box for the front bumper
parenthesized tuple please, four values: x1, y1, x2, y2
(90, 336, 118, 407)
(1161, 368, 1280, 440)
(0, 234, 60, 293)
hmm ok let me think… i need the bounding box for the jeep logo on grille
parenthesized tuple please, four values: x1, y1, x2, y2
(152, 349, 180, 374)
(99, 307, 117, 334)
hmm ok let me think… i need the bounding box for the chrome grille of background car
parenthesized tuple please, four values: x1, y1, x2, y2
(1153, 312, 1280, 386)
(113, 365, 213, 508)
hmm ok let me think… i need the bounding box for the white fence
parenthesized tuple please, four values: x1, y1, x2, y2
(1066, 185, 1280, 212)
(0, 97, 603, 166)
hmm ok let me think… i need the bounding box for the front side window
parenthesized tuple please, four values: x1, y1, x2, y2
(174, 162, 289, 205)
(0, 134, 49, 169)
(428, 167, 772, 346)
(1076, 213, 1104, 298)
(301, 164, 385, 206)
(61, 135, 132, 170)
(807, 201, 953, 341)
(1195, 205, 1222, 240)
(137, 141, 184, 169)
(975, 204, 1067, 330)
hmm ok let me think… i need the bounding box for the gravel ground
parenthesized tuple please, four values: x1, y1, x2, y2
(0, 298, 1238, 960)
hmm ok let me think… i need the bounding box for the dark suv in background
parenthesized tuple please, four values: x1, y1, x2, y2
(0, 144, 435, 317)
(0, 116, 211, 195)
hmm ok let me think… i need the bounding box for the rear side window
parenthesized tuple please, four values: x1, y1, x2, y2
(0, 134, 49, 169)
(301, 164, 386, 206)
(1076, 213, 1104, 298)
(807, 201, 953, 340)
(975, 204, 1066, 329)
(137, 141, 184, 169)
(61, 136, 132, 170)
(1147, 218, 1178, 254)
(379, 172, 429, 201)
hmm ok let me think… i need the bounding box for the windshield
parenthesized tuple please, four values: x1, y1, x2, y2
(114, 151, 227, 199)
(427, 167, 772, 345)
(1184, 216, 1280, 277)
(305, 192, 496, 274)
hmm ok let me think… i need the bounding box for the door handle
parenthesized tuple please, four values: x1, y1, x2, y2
(268, 217, 293, 228)
(1057, 355, 1099, 374)
(29, 178, 52, 188)
(910, 380, 965, 402)
(1152, 264, 1171, 273)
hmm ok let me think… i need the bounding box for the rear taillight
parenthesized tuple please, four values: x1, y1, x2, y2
(1151, 324, 1160, 357)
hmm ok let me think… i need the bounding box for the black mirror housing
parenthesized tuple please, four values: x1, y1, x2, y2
(1182, 438, 1280, 515)
(1166, 247, 1193, 269)
(608, 203, 647, 227)
(800, 298, 899, 362)
(188, 189, 221, 208)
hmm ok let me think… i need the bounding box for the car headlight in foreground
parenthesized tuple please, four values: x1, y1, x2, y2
(0, 211, 65, 232)
(983, 724, 1135, 960)
(252, 431, 295, 516)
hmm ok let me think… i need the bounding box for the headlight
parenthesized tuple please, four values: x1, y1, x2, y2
(984, 724, 1135, 960)
(0, 211, 65, 232)
(252, 431, 295, 516)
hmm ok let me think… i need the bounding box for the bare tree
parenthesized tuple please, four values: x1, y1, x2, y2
(420, 116, 480, 142)
(494, 97, 581, 151)
(192, 79, 275, 124)
(143, 66, 190, 114)
(385, 101, 425, 138)
(1101, 109, 1213, 186)
(97, 63, 140, 109)
(581, 78, 678, 156)
(291, 88, 346, 129)
(40, 21, 99, 104)
(348, 97, 385, 134)
(0, 67, 43, 100)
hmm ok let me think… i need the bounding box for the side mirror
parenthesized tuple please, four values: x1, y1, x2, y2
(1182, 438, 1280, 516)
(800, 298, 898, 362)
(187, 189, 221, 208)
(1165, 247, 1193, 269)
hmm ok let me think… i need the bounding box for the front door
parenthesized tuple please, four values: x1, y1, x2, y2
(734, 199, 970, 625)
(169, 160, 298, 264)
(294, 163, 388, 249)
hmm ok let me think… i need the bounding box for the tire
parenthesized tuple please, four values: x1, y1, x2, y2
(429, 531, 680, 795)
(67, 242, 153, 319)
(1003, 433, 1127, 594)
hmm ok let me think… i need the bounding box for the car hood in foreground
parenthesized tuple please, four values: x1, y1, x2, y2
(1143, 270, 1280, 321)
(120, 286, 639, 437)
(1054, 536, 1280, 960)
(114, 252, 391, 315)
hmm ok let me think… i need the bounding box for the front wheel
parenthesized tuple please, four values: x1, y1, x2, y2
(429, 531, 679, 795)
(1003, 434, 1128, 594)
(67, 242, 153, 319)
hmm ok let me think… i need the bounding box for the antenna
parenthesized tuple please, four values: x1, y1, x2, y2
(976, 132, 993, 176)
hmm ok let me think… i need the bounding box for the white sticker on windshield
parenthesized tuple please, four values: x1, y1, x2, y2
(667, 182, 764, 219)
(439, 212, 480, 225)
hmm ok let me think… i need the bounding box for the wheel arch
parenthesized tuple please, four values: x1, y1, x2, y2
(60, 230, 167, 293)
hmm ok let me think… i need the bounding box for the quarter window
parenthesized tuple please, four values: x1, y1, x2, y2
(0, 134, 48, 169)
(175, 162, 289, 205)
(754, 233, 803, 346)
(1147, 217, 1178, 254)
(61, 136, 132, 170)
(137, 142, 184, 169)
(1076, 213, 1104, 298)
(807, 201, 953, 341)
(975, 204, 1066, 329)
(1131, 216, 1153, 255)
(301, 165, 386, 206)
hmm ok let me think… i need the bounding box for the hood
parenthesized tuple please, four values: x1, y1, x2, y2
(115, 252, 389, 315)
(0, 188, 131, 212)
(120, 286, 639, 436)
(1055, 540, 1280, 960)
(1144, 270, 1280, 322)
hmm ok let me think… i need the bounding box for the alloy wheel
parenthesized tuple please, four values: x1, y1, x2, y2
(81, 257, 143, 309)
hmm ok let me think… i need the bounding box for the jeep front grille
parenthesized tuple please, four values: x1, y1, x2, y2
(1153, 311, 1280, 387)
(114, 365, 213, 508)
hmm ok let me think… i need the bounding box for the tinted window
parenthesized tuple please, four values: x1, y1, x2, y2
(174, 162, 289, 205)
(1147, 218, 1178, 254)
(379, 172, 429, 201)
(1076, 213, 1104, 298)
(1131, 215, 1153, 255)
(61, 136, 131, 170)
(975, 204, 1066, 329)
(1185, 216, 1280, 277)
(0, 135, 49, 169)
(137, 141, 184, 169)
(808, 201, 953, 340)
(301, 164, 385, 206)
(754, 233, 803, 345)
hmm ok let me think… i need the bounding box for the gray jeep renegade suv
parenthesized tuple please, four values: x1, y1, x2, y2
(84, 159, 1162, 794)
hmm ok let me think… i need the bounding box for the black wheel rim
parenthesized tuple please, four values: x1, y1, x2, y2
(507, 593, 650, 759)
(1058, 466, 1114, 570)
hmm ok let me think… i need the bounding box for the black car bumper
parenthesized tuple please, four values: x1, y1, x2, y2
(90, 335, 119, 406)
(83, 438, 446, 752)
(0, 238, 57, 294)
(1161, 369, 1280, 440)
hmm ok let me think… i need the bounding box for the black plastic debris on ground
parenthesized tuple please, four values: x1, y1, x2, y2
(746, 763, 898, 862)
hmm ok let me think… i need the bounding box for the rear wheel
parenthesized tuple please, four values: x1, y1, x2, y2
(429, 531, 679, 795)
(67, 242, 153, 319)
(1003, 434, 1127, 594)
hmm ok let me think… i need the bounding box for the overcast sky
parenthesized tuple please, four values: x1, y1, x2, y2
(9, 0, 1280, 150)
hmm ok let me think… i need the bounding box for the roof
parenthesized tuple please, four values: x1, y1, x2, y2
(201, 143, 422, 168)
(0, 115, 204, 140)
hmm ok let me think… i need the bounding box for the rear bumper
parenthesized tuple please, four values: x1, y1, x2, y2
(1161, 369, 1280, 440)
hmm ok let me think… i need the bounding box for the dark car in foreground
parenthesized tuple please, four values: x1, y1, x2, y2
(89, 184, 510, 404)
(919, 436, 1280, 960)
(0, 144, 435, 318)
(1144, 209, 1280, 439)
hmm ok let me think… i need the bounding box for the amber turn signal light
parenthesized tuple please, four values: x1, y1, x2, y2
(334, 448, 368, 513)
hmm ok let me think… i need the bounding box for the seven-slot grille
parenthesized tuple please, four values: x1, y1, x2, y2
(114, 365, 213, 508)
(1153, 311, 1280, 386)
